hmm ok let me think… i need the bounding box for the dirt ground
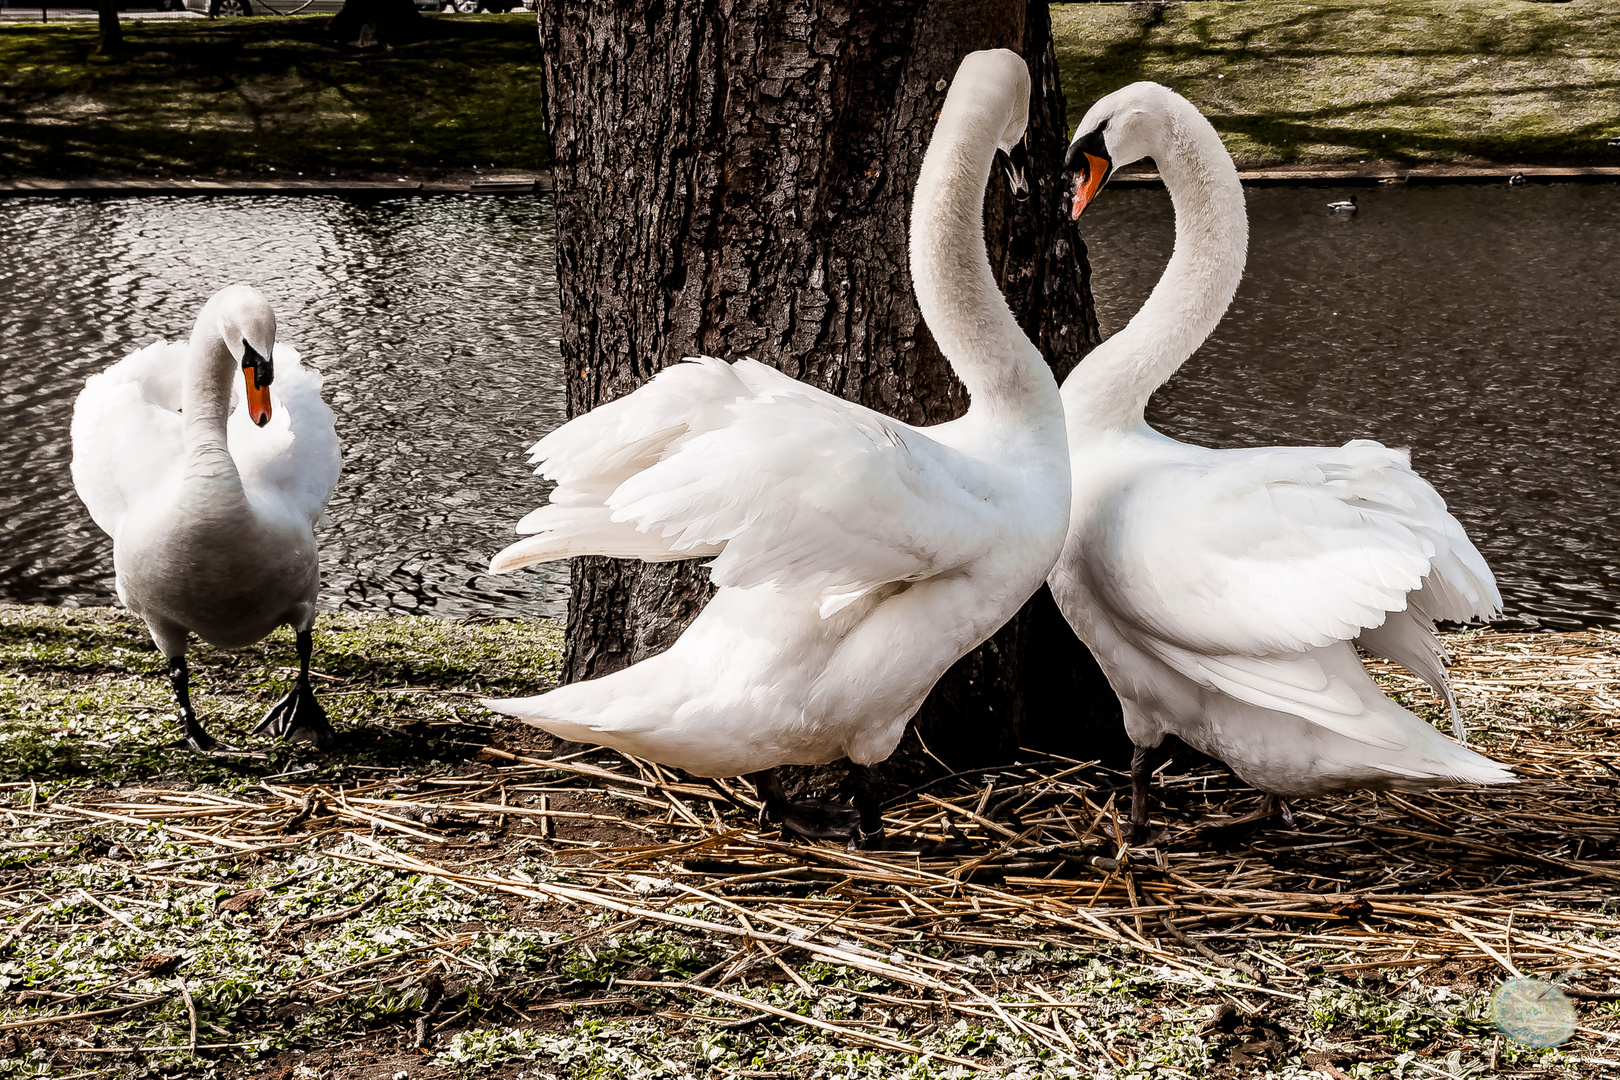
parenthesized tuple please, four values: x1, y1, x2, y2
(3, 607, 1620, 1078)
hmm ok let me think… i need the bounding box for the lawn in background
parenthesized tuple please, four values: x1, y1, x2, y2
(1053, 0, 1620, 165)
(0, 15, 546, 178)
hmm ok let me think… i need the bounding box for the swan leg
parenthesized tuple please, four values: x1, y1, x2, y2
(746, 767, 860, 843)
(1129, 742, 1163, 844)
(1271, 793, 1297, 829)
(164, 656, 219, 751)
(253, 630, 335, 749)
(847, 763, 887, 852)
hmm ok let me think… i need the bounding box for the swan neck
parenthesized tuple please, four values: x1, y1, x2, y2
(182, 307, 243, 485)
(1061, 107, 1247, 432)
(909, 98, 1051, 417)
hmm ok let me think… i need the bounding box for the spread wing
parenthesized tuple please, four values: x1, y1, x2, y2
(70, 340, 188, 539)
(491, 357, 1004, 614)
(1087, 438, 1498, 660)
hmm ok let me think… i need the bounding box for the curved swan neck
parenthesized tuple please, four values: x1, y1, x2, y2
(1061, 99, 1248, 432)
(182, 300, 242, 472)
(910, 78, 1051, 417)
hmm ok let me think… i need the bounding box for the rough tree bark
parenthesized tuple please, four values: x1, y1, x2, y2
(95, 0, 122, 55)
(539, 0, 1126, 769)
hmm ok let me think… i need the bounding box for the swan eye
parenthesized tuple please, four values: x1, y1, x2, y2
(241, 341, 274, 388)
(1064, 118, 1111, 176)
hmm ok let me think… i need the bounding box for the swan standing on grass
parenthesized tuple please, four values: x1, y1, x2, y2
(484, 49, 1070, 849)
(71, 285, 341, 751)
(1050, 83, 1514, 839)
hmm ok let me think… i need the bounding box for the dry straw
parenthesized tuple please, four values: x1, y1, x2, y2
(7, 629, 1620, 1063)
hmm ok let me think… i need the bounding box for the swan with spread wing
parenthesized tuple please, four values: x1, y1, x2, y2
(485, 50, 1070, 848)
(1049, 83, 1514, 839)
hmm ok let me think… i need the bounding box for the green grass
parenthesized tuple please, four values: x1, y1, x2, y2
(0, 604, 562, 785)
(1053, 0, 1620, 165)
(0, 14, 547, 178)
(4, 2, 1619, 179)
(0, 606, 1586, 1077)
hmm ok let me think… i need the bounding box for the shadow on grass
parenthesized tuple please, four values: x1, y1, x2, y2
(0, 14, 548, 178)
(0, 604, 561, 786)
(1054, 0, 1620, 164)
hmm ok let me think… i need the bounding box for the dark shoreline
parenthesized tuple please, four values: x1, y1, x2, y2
(0, 172, 555, 197)
(5, 163, 1617, 198)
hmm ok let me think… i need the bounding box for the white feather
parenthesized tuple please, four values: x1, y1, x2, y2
(486, 50, 1071, 778)
(1051, 83, 1512, 797)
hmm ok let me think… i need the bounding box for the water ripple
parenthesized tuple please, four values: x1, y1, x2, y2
(4, 188, 1617, 630)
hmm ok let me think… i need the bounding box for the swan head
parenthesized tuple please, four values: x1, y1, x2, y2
(1064, 82, 1186, 219)
(210, 284, 277, 428)
(950, 49, 1032, 201)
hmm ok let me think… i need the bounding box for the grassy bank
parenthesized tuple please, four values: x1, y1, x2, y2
(0, 604, 562, 783)
(3, 3, 1618, 179)
(1053, 0, 1620, 166)
(3, 604, 1620, 1077)
(0, 15, 546, 179)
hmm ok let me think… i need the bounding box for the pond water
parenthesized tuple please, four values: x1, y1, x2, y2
(1081, 183, 1620, 631)
(0, 185, 1615, 630)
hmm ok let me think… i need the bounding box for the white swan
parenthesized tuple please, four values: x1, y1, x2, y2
(485, 49, 1070, 848)
(71, 285, 341, 750)
(1050, 83, 1513, 838)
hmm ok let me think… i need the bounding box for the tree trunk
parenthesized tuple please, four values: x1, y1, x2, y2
(95, 0, 122, 55)
(540, 0, 1127, 771)
(329, 0, 424, 49)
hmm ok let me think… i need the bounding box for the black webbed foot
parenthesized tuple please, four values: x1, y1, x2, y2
(1202, 793, 1295, 838)
(253, 680, 334, 749)
(757, 794, 861, 841)
(165, 715, 220, 752)
(253, 628, 335, 750)
(747, 768, 866, 844)
(746, 763, 888, 849)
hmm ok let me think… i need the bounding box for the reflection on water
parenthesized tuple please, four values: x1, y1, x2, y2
(2, 187, 1617, 629)
(1081, 183, 1620, 630)
(0, 195, 568, 619)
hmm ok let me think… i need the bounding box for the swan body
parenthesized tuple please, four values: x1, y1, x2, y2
(71, 285, 341, 749)
(1328, 195, 1358, 213)
(1051, 83, 1512, 808)
(486, 50, 1069, 834)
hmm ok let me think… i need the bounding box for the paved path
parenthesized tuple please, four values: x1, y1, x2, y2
(0, 7, 204, 21)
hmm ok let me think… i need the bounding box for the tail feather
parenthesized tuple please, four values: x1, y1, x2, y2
(1433, 751, 1515, 788)
(488, 506, 724, 572)
(1356, 606, 1469, 744)
(482, 695, 613, 746)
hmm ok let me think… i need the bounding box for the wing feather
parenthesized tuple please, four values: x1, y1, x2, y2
(70, 340, 188, 539)
(1091, 439, 1497, 660)
(493, 357, 1002, 605)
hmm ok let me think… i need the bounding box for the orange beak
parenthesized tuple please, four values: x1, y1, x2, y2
(243, 364, 272, 427)
(1071, 152, 1112, 219)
